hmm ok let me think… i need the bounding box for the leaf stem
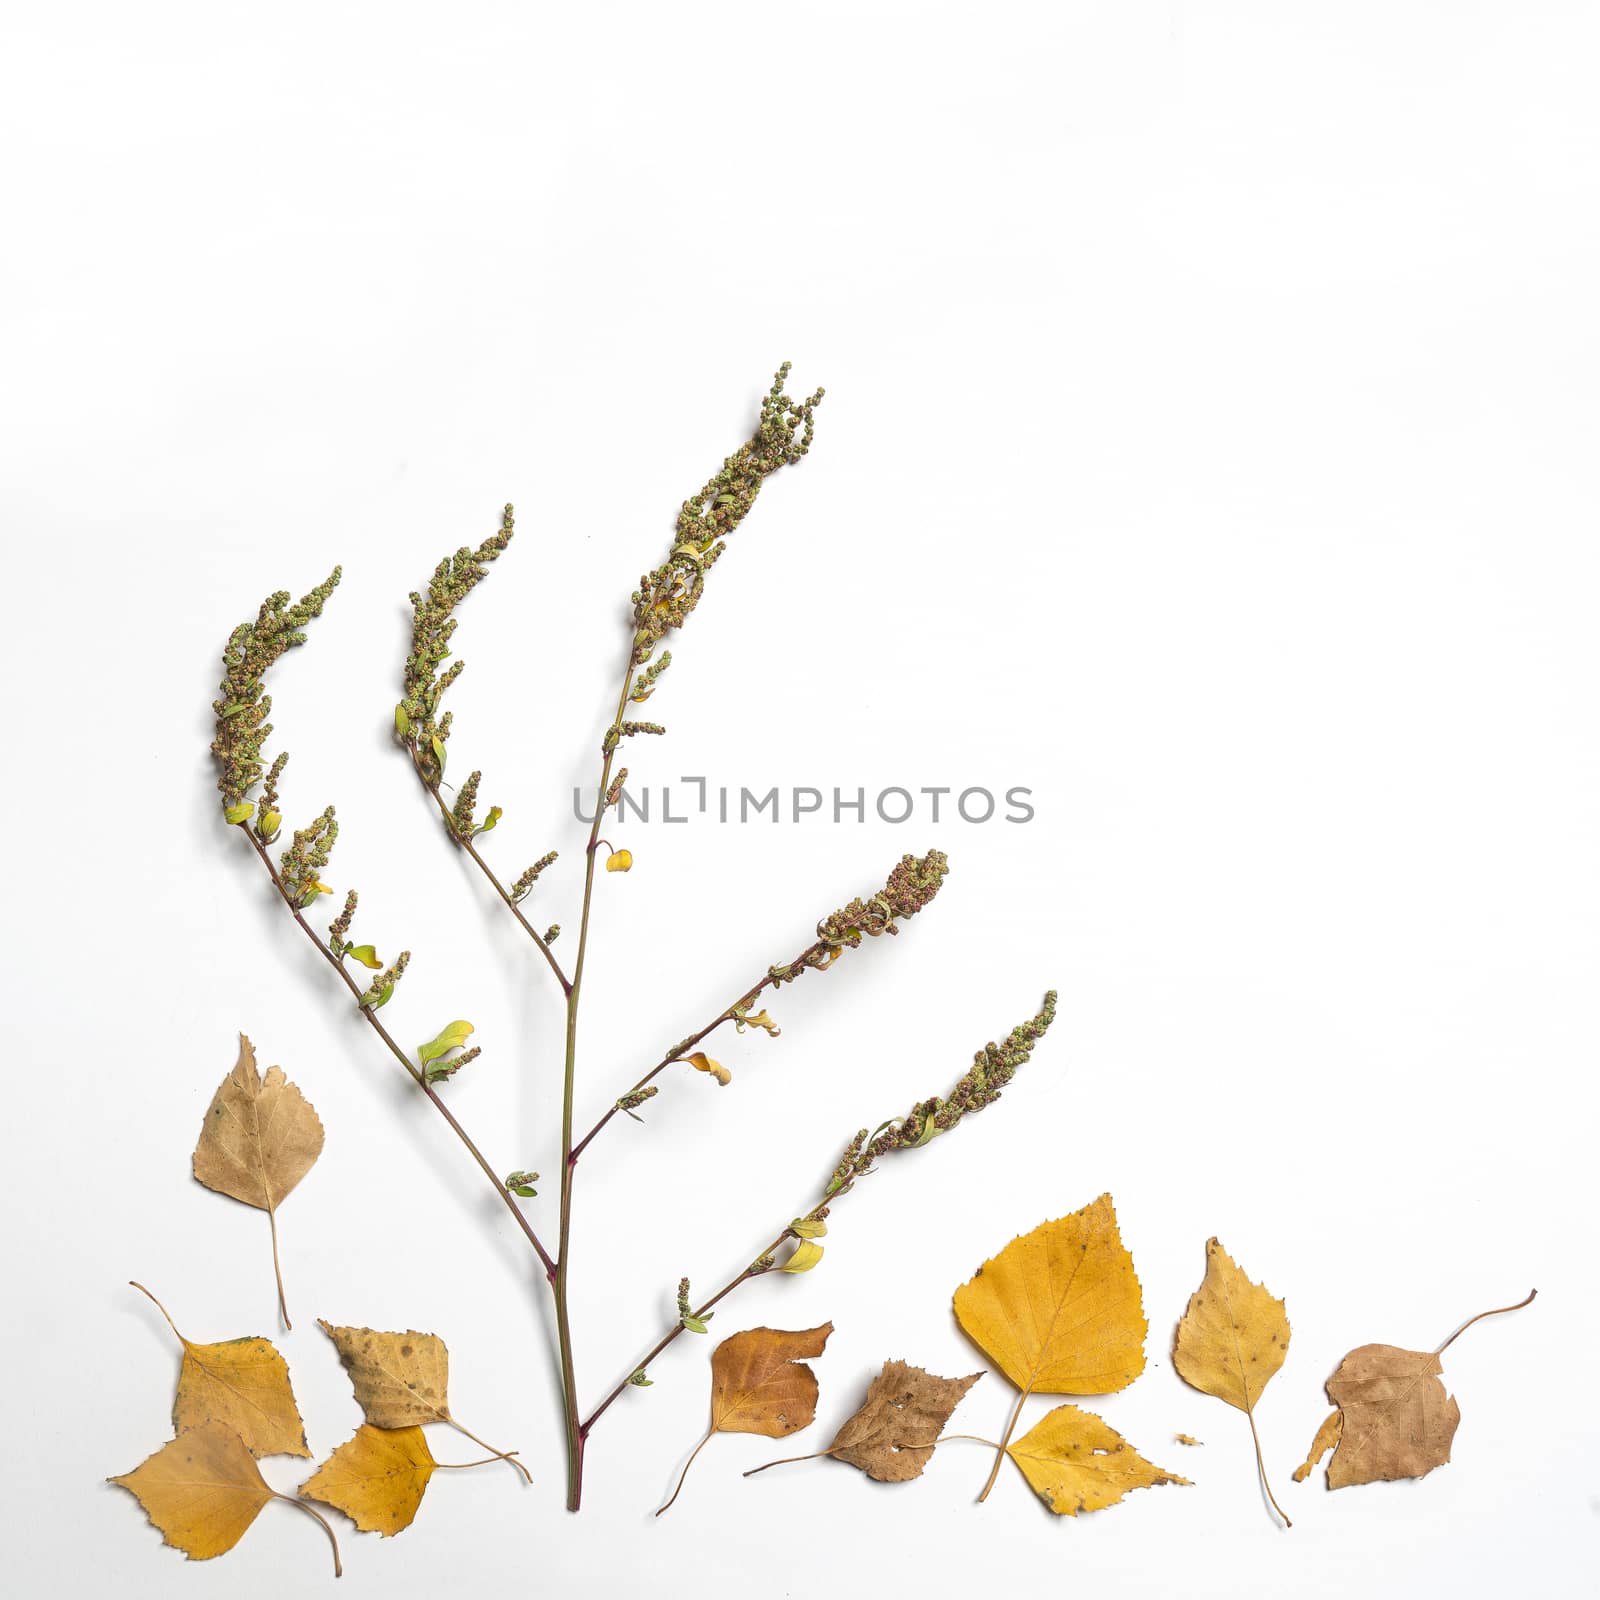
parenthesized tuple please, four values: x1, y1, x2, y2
(1434, 1288, 1537, 1355)
(743, 1435, 1007, 1476)
(977, 1385, 1029, 1503)
(267, 1207, 291, 1330)
(239, 829, 557, 1281)
(446, 1418, 531, 1485)
(1247, 1410, 1291, 1528)
(655, 1428, 712, 1516)
(271, 1492, 342, 1578)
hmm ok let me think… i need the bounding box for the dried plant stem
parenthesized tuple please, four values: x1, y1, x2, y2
(241, 830, 557, 1280)
(555, 651, 640, 1511)
(584, 1231, 786, 1437)
(270, 1492, 342, 1578)
(408, 749, 571, 995)
(571, 973, 784, 1161)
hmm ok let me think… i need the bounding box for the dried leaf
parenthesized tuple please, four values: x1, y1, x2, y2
(1175, 1433, 1204, 1447)
(131, 1283, 309, 1458)
(780, 1240, 824, 1273)
(1297, 1288, 1535, 1491)
(192, 1034, 324, 1328)
(954, 1194, 1147, 1504)
(658, 1323, 833, 1513)
(299, 1424, 436, 1536)
(1008, 1404, 1190, 1515)
(684, 1050, 730, 1086)
(953, 1194, 1147, 1397)
(318, 1321, 529, 1484)
(1321, 1348, 1458, 1487)
(1292, 1410, 1341, 1482)
(1172, 1236, 1292, 1527)
(109, 1420, 340, 1574)
(605, 848, 632, 872)
(826, 1360, 982, 1482)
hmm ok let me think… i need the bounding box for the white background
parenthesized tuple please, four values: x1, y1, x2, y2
(3, 3, 1596, 1596)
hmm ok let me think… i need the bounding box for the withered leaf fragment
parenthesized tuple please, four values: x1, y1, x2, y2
(1008, 1405, 1190, 1515)
(109, 1420, 341, 1575)
(1172, 1236, 1293, 1527)
(1295, 1289, 1535, 1490)
(658, 1323, 833, 1514)
(318, 1321, 529, 1483)
(826, 1360, 982, 1482)
(192, 1033, 324, 1328)
(130, 1282, 309, 1458)
(299, 1423, 515, 1536)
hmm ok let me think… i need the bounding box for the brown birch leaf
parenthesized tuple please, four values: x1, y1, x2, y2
(658, 1323, 833, 1513)
(192, 1033, 324, 1328)
(826, 1360, 982, 1481)
(1296, 1289, 1535, 1490)
(318, 1320, 529, 1484)
(130, 1282, 309, 1458)
(1007, 1404, 1190, 1516)
(109, 1420, 340, 1574)
(1172, 1236, 1293, 1527)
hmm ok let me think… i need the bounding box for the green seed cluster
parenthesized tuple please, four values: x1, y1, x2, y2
(631, 363, 823, 664)
(816, 849, 950, 948)
(280, 806, 338, 906)
(399, 506, 515, 784)
(211, 568, 341, 807)
(868, 989, 1059, 1157)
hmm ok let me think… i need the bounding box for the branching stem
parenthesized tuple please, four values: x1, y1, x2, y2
(239, 830, 556, 1281)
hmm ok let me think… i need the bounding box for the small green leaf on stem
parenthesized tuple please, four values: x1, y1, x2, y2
(224, 802, 255, 825)
(418, 1020, 474, 1067)
(345, 944, 382, 970)
(394, 704, 410, 738)
(789, 1217, 828, 1239)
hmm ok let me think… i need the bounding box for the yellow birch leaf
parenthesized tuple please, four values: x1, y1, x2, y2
(1172, 1236, 1292, 1527)
(317, 1321, 529, 1484)
(191, 1033, 324, 1329)
(299, 1424, 437, 1536)
(658, 1323, 833, 1514)
(130, 1282, 309, 1459)
(953, 1193, 1148, 1505)
(952, 1194, 1147, 1397)
(1007, 1404, 1190, 1515)
(109, 1420, 340, 1574)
